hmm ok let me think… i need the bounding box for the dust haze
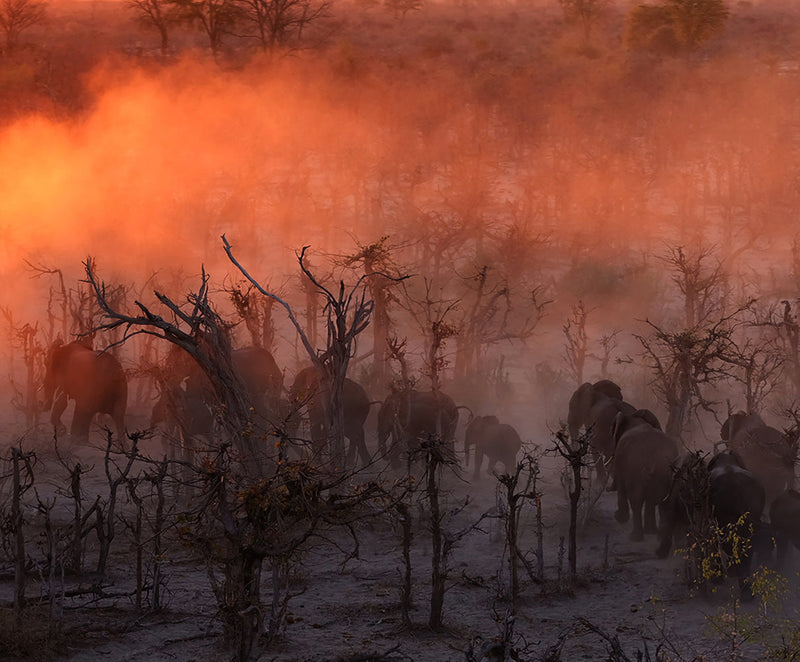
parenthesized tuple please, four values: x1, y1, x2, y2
(2, 0, 800, 659)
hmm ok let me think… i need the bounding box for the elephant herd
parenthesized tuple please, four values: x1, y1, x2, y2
(568, 378, 800, 591)
(40, 339, 800, 585)
(39, 339, 523, 479)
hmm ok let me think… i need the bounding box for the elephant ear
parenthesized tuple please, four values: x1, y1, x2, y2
(593, 379, 623, 402)
(568, 382, 595, 433)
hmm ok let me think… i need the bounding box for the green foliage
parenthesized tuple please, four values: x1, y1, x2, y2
(626, 0, 729, 52)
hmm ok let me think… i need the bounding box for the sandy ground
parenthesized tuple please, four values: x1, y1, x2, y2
(3, 427, 799, 662)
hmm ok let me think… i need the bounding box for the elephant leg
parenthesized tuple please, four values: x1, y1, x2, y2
(606, 458, 618, 492)
(70, 407, 93, 445)
(643, 500, 658, 534)
(615, 483, 630, 524)
(629, 495, 645, 541)
(351, 425, 370, 467)
(473, 450, 482, 481)
(655, 505, 674, 558)
(344, 427, 369, 468)
(51, 391, 69, 437)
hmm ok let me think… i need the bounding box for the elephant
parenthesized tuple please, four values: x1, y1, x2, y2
(611, 409, 678, 541)
(657, 451, 770, 597)
(377, 388, 459, 469)
(567, 379, 638, 486)
(769, 489, 800, 568)
(464, 415, 522, 480)
(721, 412, 797, 504)
(43, 340, 128, 445)
(289, 366, 372, 467)
(151, 344, 284, 452)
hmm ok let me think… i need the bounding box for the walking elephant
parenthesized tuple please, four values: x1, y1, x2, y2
(377, 389, 459, 469)
(151, 344, 284, 453)
(769, 489, 800, 568)
(289, 366, 372, 467)
(658, 451, 770, 597)
(464, 415, 522, 480)
(567, 379, 637, 486)
(721, 412, 797, 504)
(43, 340, 128, 444)
(611, 409, 678, 541)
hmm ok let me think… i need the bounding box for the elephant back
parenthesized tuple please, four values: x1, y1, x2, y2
(592, 379, 623, 402)
(710, 461, 766, 528)
(234, 346, 283, 402)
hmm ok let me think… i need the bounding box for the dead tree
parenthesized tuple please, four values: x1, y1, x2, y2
(418, 438, 486, 629)
(563, 300, 589, 387)
(227, 279, 277, 351)
(717, 330, 785, 414)
(184, 442, 382, 660)
(9, 446, 35, 629)
(634, 307, 747, 439)
(224, 238, 377, 469)
(552, 430, 591, 586)
(342, 237, 406, 388)
(496, 452, 544, 603)
(399, 278, 459, 393)
(453, 266, 550, 387)
(660, 245, 725, 329)
(752, 300, 800, 402)
(95, 432, 141, 577)
(124, 457, 170, 611)
(26, 261, 69, 344)
(85, 259, 264, 470)
(1, 311, 43, 428)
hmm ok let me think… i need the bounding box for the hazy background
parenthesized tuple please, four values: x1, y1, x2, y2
(2, 0, 800, 441)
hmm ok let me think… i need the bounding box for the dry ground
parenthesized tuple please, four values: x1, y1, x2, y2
(3, 423, 799, 662)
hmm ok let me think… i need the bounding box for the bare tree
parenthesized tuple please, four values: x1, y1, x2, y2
(0, 0, 45, 53)
(84, 259, 265, 470)
(127, 0, 179, 55)
(224, 238, 376, 469)
(661, 245, 724, 328)
(626, 0, 729, 52)
(563, 300, 589, 387)
(170, 0, 242, 55)
(383, 0, 421, 20)
(558, 0, 608, 43)
(227, 279, 277, 350)
(342, 237, 406, 388)
(753, 300, 800, 402)
(234, 0, 329, 52)
(399, 278, 459, 393)
(718, 330, 785, 414)
(552, 429, 591, 586)
(635, 309, 745, 439)
(453, 265, 550, 386)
